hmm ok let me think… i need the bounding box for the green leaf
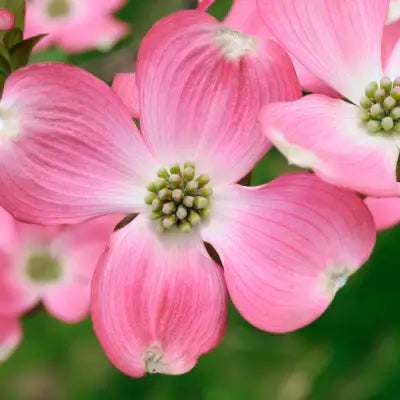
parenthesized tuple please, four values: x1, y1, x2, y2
(10, 34, 46, 70)
(0, 0, 25, 31)
(0, 42, 9, 60)
(3, 27, 22, 49)
(0, 53, 10, 76)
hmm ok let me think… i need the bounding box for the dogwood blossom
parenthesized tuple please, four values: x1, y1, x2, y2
(0, 207, 119, 323)
(25, 0, 129, 53)
(0, 10, 375, 376)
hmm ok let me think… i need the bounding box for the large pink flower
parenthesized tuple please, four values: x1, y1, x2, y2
(25, 0, 129, 53)
(0, 316, 21, 363)
(0, 207, 119, 323)
(0, 10, 375, 376)
(256, 0, 400, 197)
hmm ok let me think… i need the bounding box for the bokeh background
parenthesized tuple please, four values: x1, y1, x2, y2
(2, 1, 400, 399)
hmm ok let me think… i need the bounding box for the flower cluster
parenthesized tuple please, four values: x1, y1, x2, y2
(4, 0, 400, 379)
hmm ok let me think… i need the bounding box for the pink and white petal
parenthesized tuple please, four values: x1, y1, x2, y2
(42, 282, 90, 323)
(260, 95, 400, 196)
(382, 20, 400, 70)
(383, 34, 400, 78)
(292, 60, 341, 97)
(223, 0, 339, 97)
(257, 0, 388, 102)
(201, 174, 375, 333)
(0, 317, 22, 363)
(224, 0, 267, 35)
(0, 63, 157, 225)
(56, 17, 130, 53)
(388, 0, 400, 24)
(92, 215, 227, 377)
(0, 9, 15, 31)
(112, 73, 140, 118)
(0, 252, 39, 317)
(137, 10, 300, 185)
(364, 197, 400, 230)
(43, 214, 120, 323)
(197, 0, 215, 11)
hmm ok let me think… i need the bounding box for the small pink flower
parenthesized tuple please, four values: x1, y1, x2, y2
(25, 0, 129, 53)
(0, 316, 21, 363)
(0, 10, 375, 376)
(0, 207, 119, 323)
(257, 0, 400, 197)
(0, 8, 15, 31)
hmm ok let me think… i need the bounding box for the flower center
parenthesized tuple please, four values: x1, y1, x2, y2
(26, 251, 62, 283)
(360, 76, 400, 133)
(47, 0, 71, 18)
(145, 162, 213, 233)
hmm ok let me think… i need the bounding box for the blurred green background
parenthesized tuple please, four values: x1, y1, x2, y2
(2, 1, 400, 399)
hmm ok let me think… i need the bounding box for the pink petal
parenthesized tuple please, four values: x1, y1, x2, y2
(42, 215, 120, 323)
(0, 316, 21, 362)
(92, 215, 227, 377)
(201, 174, 376, 333)
(197, 0, 215, 11)
(56, 16, 129, 53)
(257, 0, 388, 102)
(112, 73, 140, 118)
(0, 9, 15, 31)
(382, 20, 400, 70)
(260, 95, 400, 196)
(0, 63, 157, 224)
(364, 197, 400, 230)
(136, 10, 300, 185)
(223, 0, 339, 97)
(0, 243, 39, 318)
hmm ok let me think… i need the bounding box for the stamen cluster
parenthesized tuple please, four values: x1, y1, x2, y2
(360, 76, 400, 133)
(47, 0, 70, 18)
(145, 162, 213, 233)
(27, 252, 61, 283)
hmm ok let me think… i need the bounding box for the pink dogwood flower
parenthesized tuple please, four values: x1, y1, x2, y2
(0, 10, 375, 376)
(257, 0, 400, 197)
(25, 0, 129, 53)
(0, 207, 119, 323)
(0, 316, 21, 363)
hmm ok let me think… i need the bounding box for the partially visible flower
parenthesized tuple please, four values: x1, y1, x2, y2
(257, 0, 400, 197)
(0, 10, 376, 377)
(25, 0, 129, 53)
(0, 208, 119, 323)
(0, 316, 21, 363)
(0, 8, 15, 31)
